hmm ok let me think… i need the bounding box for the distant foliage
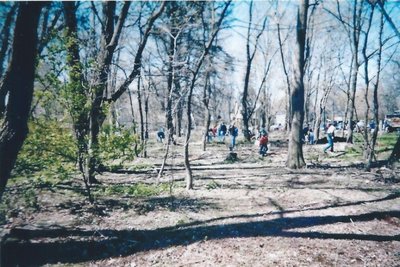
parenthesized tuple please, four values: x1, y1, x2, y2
(98, 125, 140, 164)
(13, 119, 77, 183)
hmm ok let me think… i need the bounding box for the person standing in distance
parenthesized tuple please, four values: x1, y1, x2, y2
(324, 123, 335, 153)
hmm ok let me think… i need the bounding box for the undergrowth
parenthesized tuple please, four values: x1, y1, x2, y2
(94, 183, 169, 198)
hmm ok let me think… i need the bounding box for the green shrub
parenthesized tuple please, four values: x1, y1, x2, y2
(98, 125, 140, 164)
(206, 180, 221, 190)
(13, 119, 77, 184)
(97, 183, 168, 197)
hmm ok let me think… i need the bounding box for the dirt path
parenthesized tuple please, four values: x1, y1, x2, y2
(1, 134, 399, 266)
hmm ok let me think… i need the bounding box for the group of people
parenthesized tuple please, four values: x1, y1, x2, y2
(158, 121, 337, 156)
(208, 122, 239, 151)
(303, 123, 336, 153)
(302, 125, 315, 145)
(209, 122, 269, 156)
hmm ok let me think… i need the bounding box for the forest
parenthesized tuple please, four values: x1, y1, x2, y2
(0, 1, 399, 266)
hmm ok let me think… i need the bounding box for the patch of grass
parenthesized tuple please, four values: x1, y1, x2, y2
(376, 133, 398, 155)
(307, 153, 320, 163)
(206, 180, 221, 190)
(176, 218, 188, 225)
(223, 158, 238, 164)
(95, 183, 169, 198)
(22, 188, 40, 211)
(129, 163, 153, 171)
(377, 133, 398, 145)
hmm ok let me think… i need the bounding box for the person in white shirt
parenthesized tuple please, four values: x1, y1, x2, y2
(324, 123, 336, 153)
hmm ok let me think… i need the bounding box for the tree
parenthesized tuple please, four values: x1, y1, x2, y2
(184, 1, 232, 189)
(375, 0, 400, 167)
(0, 2, 44, 200)
(365, 7, 383, 170)
(0, 3, 17, 116)
(63, 2, 165, 196)
(324, 0, 364, 144)
(241, 0, 268, 141)
(286, 0, 309, 169)
(360, 4, 376, 170)
(62, 1, 93, 200)
(277, 22, 292, 132)
(0, 3, 17, 78)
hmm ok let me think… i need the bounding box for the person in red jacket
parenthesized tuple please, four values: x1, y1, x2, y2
(259, 130, 268, 156)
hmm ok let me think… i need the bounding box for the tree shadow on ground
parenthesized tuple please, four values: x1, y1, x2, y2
(2, 193, 399, 266)
(55, 196, 219, 216)
(139, 196, 220, 213)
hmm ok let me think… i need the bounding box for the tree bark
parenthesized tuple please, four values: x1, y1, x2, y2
(202, 67, 212, 151)
(0, 2, 44, 200)
(277, 23, 292, 132)
(0, 3, 18, 116)
(63, 1, 94, 202)
(346, 0, 363, 144)
(184, 1, 231, 189)
(388, 135, 400, 168)
(286, 0, 308, 169)
(241, 1, 268, 141)
(366, 7, 383, 170)
(361, 6, 374, 164)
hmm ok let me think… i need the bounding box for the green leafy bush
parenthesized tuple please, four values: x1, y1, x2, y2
(98, 125, 140, 164)
(13, 119, 77, 184)
(96, 183, 168, 197)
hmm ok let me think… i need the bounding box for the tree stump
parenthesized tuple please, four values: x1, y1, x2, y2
(225, 152, 238, 162)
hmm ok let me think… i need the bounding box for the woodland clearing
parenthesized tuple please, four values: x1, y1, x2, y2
(1, 132, 399, 266)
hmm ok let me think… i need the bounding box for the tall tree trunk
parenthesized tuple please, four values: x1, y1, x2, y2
(346, 0, 363, 144)
(184, 1, 231, 189)
(366, 7, 383, 171)
(176, 98, 183, 137)
(86, 1, 131, 184)
(0, 3, 18, 116)
(361, 6, 374, 161)
(174, 79, 183, 137)
(127, 82, 137, 134)
(241, 1, 268, 141)
(202, 68, 212, 151)
(311, 59, 321, 139)
(0, 2, 44, 200)
(286, 0, 308, 169)
(388, 136, 400, 168)
(158, 3, 180, 180)
(343, 50, 354, 138)
(137, 75, 145, 153)
(277, 23, 292, 132)
(184, 91, 194, 190)
(143, 95, 149, 158)
(63, 1, 93, 202)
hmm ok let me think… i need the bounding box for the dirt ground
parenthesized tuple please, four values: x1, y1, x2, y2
(1, 132, 399, 266)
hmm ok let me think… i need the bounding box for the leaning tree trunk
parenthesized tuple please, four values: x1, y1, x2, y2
(286, 0, 308, 169)
(0, 2, 44, 201)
